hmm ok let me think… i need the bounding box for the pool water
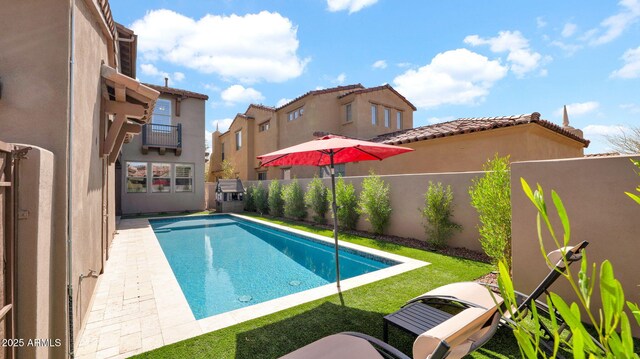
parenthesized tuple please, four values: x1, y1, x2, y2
(150, 215, 396, 319)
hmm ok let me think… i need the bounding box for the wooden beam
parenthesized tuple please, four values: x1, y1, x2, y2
(108, 123, 141, 164)
(114, 83, 126, 102)
(104, 100, 146, 118)
(102, 113, 126, 156)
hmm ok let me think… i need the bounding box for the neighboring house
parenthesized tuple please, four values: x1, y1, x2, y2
(119, 81, 208, 214)
(0, 1, 158, 358)
(208, 84, 416, 181)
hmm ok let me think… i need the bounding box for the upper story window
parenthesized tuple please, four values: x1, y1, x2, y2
(126, 162, 147, 193)
(346, 103, 352, 122)
(282, 168, 291, 180)
(371, 104, 377, 125)
(396, 112, 402, 129)
(384, 108, 391, 128)
(221, 142, 225, 161)
(259, 121, 270, 132)
(257, 172, 267, 181)
(319, 164, 346, 178)
(288, 107, 304, 121)
(235, 130, 242, 150)
(152, 99, 172, 126)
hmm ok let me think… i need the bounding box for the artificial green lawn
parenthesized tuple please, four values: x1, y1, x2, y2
(134, 214, 521, 358)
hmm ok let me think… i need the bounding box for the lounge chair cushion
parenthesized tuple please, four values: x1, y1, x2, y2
(414, 282, 503, 309)
(280, 333, 385, 359)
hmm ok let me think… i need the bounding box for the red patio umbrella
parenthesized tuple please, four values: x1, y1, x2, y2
(257, 135, 413, 288)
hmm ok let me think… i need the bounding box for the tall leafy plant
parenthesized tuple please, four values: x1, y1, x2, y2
(331, 177, 359, 230)
(268, 180, 284, 217)
(305, 177, 329, 224)
(469, 155, 512, 271)
(244, 185, 256, 212)
(421, 181, 461, 248)
(221, 159, 236, 179)
(254, 182, 269, 215)
(283, 179, 306, 220)
(358, 172, 392, 235)
(496, 179, 640, 358)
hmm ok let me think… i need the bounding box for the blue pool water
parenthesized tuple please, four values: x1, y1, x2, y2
(150, 215, 397, 319)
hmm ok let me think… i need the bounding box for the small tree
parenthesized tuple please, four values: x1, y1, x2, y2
(254, 182, 269, 215)
(331, 177, 359, 230)
(221, 160, 236, 179)
(305, 177, 329, 224)
(268, 180, 284, 217)
(358, 172, 392, 235)
(469, 155, 512, 271)
(244, 185, 256, 212)
(283, 179, 306, 220)
(422, 181, 461, 248)
(605, 125, 640, 154)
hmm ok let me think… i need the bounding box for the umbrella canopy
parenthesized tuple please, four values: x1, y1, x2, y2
(257, 135, 413, 289)
(257, 135, 413, 167)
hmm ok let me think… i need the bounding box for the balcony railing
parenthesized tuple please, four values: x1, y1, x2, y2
(142, 123, 182, 155)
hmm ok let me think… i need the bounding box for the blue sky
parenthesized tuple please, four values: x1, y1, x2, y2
(109, 0, 640, 154)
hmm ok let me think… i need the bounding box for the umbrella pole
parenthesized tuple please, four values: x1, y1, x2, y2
(329, 151, 341, 289)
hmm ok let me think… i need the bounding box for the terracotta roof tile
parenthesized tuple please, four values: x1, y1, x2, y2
(338, 84, 417, 110)
(246, 104, 276, 112)
(584, 152, 620, 157)
(370, 112, 590, 147)
(275, 84, 365, 110)
(142, 83, 209, 100)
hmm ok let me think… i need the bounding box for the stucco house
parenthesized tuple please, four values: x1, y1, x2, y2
(118, 81, 208, 215)
(0, 1, 158, 358)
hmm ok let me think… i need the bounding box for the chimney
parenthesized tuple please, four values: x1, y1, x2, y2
(561, 105, 584, 138)
(164, 77, 169, 87)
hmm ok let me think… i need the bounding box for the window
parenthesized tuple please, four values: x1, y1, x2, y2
(396, 112, 402, 129)
(126, 162, 147, 193)
(320, 164, 346, 178)
(288, 107, 304, 121)
(151, 163, 171, 193)
(259, 121, 270, 132)
(221, 142, 225, 161)
(175, 164, 193, 192)
(282, 168, 291, 180)
(346, 103, 352, 122)
(152, 99, 172, 128)
(384, 108, 390, 127)
(371, 104, 377, 125)
(235, 131, 242, 150)
(257, 172, 267, 181)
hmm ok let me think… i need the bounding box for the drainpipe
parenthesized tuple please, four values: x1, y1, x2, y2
(66, 0, 76, 357)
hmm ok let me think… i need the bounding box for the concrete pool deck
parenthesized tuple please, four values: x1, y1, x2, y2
(75, 214, 428, 358)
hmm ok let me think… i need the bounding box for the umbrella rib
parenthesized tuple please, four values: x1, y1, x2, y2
(353, 146, 383, 160)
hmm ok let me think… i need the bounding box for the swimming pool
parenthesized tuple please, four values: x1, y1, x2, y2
(150, 215, 398, 319)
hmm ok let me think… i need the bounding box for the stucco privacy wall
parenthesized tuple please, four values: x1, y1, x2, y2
(246, 172, 484, 252)
(15, 146, 54, 359)
(511, 155, 640, 337)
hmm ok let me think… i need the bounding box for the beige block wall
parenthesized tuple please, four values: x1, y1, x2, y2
(511, 155, 640, 337)
(121, 95, 206, 214)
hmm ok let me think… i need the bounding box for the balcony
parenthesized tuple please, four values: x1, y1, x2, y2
(142, 123, 182, 155)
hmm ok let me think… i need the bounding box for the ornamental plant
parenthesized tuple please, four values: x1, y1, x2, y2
(244, 185, 256, 212)
(268, 180, 284, 217)
(626, 159, 640, 205)
(421, 181, 461, 248)
(358, 172, 392, 235)
(469, 155, 512, 271)
(283, 178, 306, 220)
(331, 177, 359, 230)
(304, 177, 329, 224)
(254, 182, 269, 215)
(495, 179, 640, 358)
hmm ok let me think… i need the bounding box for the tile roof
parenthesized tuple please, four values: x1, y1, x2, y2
(338, 84, 417, 110)
(275, 84, 365, 110)
(370, 112, 590, 147)
(246, 104, 276, 112)
(584, 152, 620, 157)
(142, 83, 209, 100)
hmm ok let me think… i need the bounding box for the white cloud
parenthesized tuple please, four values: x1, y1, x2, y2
(372, 60, 387, 69)
(203, 83, 220, 92)
(550, 40, 583, 55)
(621, 103, 640, 113)
(211, 118, 234, 133)
(464, 31, 545, 77)
(332, 73, 346, 84)
(276, 98, 292, 107)
(536, 17, 547, 28)
(584, 0, 640, 45)
(205, 129, 212, 150)
(327, 0, 378, 13)
(426, 116, 455, 124)
(396, 62, 412, 68)
(393, 48, 508, 109)
(554, 101, 600, 118)
(173, 72, 185, 82)
(132, 10, 309, 83)
(583, 124, 628, 137)
(561, 22, 577, 37)
(611, 46, 640, 78)
(220, 85, 265, 105)
(139, 63, 185, 83)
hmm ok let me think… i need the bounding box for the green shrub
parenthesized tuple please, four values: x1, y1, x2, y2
(496, 179, 640, 358)
(254, 182, 269, 215)
(626, 159, 640, 205)
(331, 177, 359, 230)
(469, 155, 512, 271)
(244, 185, 256, 212)
(304, 177, 329, 224)
(421, 181, 461, 248)
(283, 179, 306, 220)
(268, 180, 284, 217)
(357, 172, 391, 234)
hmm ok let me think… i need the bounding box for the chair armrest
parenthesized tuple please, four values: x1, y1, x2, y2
(341, 332, 412, 359)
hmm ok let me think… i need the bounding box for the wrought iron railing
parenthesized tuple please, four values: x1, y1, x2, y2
(142, 123, 182, 148)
